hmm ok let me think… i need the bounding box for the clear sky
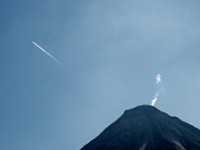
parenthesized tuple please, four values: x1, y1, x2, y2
(1, 0, 200, 149)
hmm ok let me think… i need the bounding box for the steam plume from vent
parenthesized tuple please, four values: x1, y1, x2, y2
(151, 74, 162, 106)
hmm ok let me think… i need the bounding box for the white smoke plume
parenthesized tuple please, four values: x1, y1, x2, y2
(151, 74, 162, 106)
(151, 92, 159, 106)
(156, 74, 161, 84)
(32, 41, 69, 70)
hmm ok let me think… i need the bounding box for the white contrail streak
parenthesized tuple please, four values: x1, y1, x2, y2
(32, 41, 69, 70)
(151, 74, 162, 106)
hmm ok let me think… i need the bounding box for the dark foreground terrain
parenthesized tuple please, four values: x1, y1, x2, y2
(81, 105, 200, 150)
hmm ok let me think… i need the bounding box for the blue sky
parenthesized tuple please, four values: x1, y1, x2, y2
(1, 0, 200, 149)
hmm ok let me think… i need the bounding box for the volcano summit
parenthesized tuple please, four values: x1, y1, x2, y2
(81, 105, 200, 150)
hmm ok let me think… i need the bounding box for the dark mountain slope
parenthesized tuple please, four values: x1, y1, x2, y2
(81, 105, 200, 150)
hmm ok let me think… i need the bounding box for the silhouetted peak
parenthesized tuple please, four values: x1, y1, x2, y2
(81, 105, 200, 150)
(123, 105, 160, 117)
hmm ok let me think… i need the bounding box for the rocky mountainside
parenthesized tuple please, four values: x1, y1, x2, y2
(81, 105, 200, 150)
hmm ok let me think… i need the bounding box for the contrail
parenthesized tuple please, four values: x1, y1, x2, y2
(151, 74, 162, 106)
(32, 41, 69, 70)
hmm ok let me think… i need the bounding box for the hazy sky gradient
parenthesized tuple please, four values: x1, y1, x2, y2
(1, 0, 200, 149)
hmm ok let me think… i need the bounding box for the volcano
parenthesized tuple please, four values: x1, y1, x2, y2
(81, 105, 200, 150)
